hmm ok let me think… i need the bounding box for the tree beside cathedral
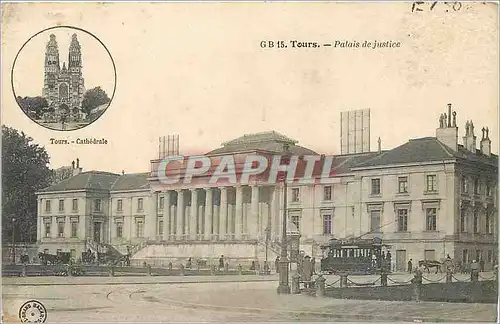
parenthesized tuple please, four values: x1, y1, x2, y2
(81, 86, 111, 120)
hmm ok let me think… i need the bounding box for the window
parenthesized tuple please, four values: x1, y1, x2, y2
(475, 250, 482, 262)
(474, 178, 480, 195)
(137, 198, 144, 211)
(159, 197, 165, 210)
(71, 222, 78, 237)
(398, 177, 408, 193)
(488, 250, 493, 263)
(460, 210, 467, 233)
(291, 188, 300, 203)
(94, 199, 101, 212)
(135, 220, 144, 238)
(370, 210, 381, 232)
(291, 215, 300, 232)
(158, 220, 164, 236)
(424, 249, 435, 261)
(58, 199, 64, 212)
(473, 210, 479, 233)
(44, 249, 49, 254)
(45, 200, 51, 213)
(461, 176, 468, 193)
(397, 209, 408, 231)
(58, 221, 64, 237)
(116, 222, 123, 238)
(486, 213, 493, 234)
(486, 181, 492, 196)
(45, 223, 51, 238)
(426, 208, 437, 231)
(117, 199, 123, 212)
(72, 199, 78, 211)
(70, 249, 76, 259)
(371, 179, 381, 195)
(323, 186, 332, 201)
(323, 215, 332, 234)
(426, 175, 437, 192)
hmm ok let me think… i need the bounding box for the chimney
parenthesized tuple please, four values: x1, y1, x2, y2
(463, 120, 477, 152)
(71, 160, 75, 169)
(377, 137, 381, 154)
(436, 103, 458, 151)
(72, 158, 82, 176)
(480, 127, 491, 156)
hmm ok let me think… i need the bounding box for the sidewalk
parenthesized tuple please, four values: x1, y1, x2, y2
(2, 274, 279, 286)
(152, 281, 497, 322)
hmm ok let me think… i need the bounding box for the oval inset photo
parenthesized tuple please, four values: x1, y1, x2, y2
(12, 26, 116, 131)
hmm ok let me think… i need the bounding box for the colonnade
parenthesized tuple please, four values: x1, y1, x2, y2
(151, 186, 282, 242)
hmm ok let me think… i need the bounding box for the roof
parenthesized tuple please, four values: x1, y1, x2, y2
(330, 152, 386, 174)
(352, 137, 498, 169)
(110, 172, 150, 191)
(207, 131, 318, 155)
(39, 171, 120, 193)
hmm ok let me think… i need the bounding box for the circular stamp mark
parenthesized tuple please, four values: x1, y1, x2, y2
(18, 300, 47, 323)
(11, 25, 117, 131)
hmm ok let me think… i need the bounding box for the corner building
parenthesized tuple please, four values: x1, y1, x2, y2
(36, 107, 498, 270)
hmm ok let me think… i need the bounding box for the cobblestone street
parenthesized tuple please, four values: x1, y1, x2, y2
(2, 275, 496, 322)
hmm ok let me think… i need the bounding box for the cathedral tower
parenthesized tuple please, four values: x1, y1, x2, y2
(41, 33, 85, 118)
(42, 34, 60, 106)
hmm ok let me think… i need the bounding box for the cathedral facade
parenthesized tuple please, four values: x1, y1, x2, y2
(42, 33, 85, 118)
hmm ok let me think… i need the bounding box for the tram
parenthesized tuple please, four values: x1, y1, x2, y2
(320, 237, 391, 275)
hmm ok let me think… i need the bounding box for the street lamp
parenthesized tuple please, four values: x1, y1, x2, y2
(277, 144, 291, 294)
(11, 217, 16, 264)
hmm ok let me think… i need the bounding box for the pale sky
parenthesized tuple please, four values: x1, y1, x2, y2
(12, 27, 115, 99)
(1, 2, 498, 175)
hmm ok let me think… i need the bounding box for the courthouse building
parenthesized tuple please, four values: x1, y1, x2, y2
(36, 105, 498, 270)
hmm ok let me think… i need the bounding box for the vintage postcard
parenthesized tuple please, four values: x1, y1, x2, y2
(1, 1, 499, 323)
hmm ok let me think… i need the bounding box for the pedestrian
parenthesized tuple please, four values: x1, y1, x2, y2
(479, 259, 485, 272)
(408, 259, 413, 273)
(470, 260, 480, 281)
(275, 256, 280, 274)
(219, 255, 224, 270)
(302, 256, 313, 288)
(311, 257, 316, 275)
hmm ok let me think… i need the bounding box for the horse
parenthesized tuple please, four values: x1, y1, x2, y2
(20, 254, 30, 264)
(419, 260, 442, 274)
(38, 252, 58, 265)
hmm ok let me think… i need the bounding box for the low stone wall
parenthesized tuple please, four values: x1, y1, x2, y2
(323, 281, 497, 304)
(2, 264, 266, 278)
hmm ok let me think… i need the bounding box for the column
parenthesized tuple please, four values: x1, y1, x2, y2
(176, 190, 184, 240)
(235, 186, 243, 240)
(190, 189, 198, 240)
(162, 191, 170, 241)
(220, 187, 227, 240)
(37, 200, 42, 242)
(170, 203, 176, 240)
(270, 187, 277, 240)
(64, 216, 71, 238)
(147, 192, 158, 239)
(52, 217, 58, 239)
(250, 185, 259, 239)
(37, 215, 42, 242)
(204, 188, 213, 240)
